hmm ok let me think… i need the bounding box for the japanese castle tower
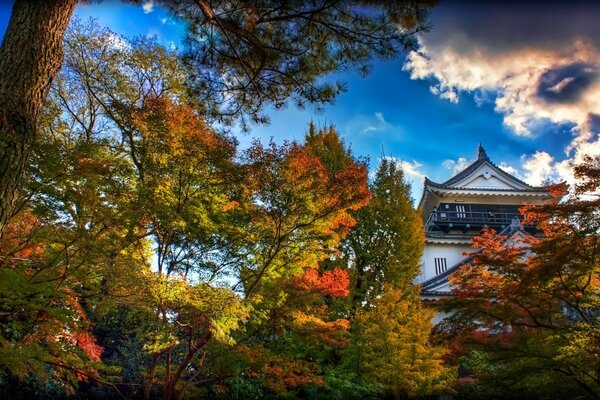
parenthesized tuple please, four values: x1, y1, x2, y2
(416, 145, 552, 298)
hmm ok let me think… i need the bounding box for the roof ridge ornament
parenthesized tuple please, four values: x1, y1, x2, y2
(477, 143, 489, 160)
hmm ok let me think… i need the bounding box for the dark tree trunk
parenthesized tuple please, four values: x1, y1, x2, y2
(144, 353, 161, 400)
(0, 0, 77, 235)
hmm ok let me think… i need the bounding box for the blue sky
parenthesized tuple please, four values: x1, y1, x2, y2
(1, 1, 598, 201)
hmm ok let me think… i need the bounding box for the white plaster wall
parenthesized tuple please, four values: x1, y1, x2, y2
(431, 310, 453, 326)
(455, 164, 527, 190)
(464, 175, 511, 189)
(417, 243, 472, 283)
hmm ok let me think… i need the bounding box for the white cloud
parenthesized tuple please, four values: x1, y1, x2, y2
(106, 32, 130, 51)
(520, 151, 558, 186)
(160, 17, 177, 25)
(142, 0, 154, 14)
(498, 162, 519, 176)
(405, 40, 600, 139)
(362, 125, 377, 133)
(404, 33, 600, 191)
(382, 156, 425, 180)
(398, 159, 425, 179)
(361, 112, 392, 134)
(547, 76, 575, 94)
(442, 157, 470, 175)
(382, 157, 426, 202)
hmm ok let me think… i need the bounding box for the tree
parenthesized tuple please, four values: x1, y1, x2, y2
(146, 125, 368, 399)
(354, 285, 455, 399)
(443, 157, 600, 399)
(0, 0, 435, 235)
(219, 265, 352, 399)
(0, 0, 77, 235)
(334, 158, 454, 398)
(1, 25, 374, 398)
(0, 211, 107, 394)
(0, 87, 152, 396)
(0, 23, 244, 398)
(343, 157, 424, 312)
(238, 135, 370, 300)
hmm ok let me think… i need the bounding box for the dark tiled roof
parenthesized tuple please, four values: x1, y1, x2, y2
(420, 290, 454, 297)
(424, 178, 549, 192)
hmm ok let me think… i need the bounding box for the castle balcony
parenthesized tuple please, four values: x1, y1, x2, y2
(423, 201, 541, 236)
(425, 209, 520, 232)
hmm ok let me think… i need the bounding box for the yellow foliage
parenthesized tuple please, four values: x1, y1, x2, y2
(355, 286, 456, 398)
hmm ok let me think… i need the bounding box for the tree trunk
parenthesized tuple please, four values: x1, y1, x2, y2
(163, 331, 212, 400)
(144, 353, 161, 400)
(0, 0, 76, 235)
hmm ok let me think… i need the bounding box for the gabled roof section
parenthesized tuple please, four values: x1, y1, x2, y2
(418, 146, 551, 216)
(432, 145, 546, 191)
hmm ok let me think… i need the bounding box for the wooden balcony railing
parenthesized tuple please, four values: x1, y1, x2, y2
(426, 210, 521, 230)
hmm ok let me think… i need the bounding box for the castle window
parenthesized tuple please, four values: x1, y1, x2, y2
(434, 257, 448, 275)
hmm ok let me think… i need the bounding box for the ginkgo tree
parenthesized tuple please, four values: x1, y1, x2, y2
(355, 285, 455, 399)
(336, 158, 454, 399)
(342, 157, 424, 312)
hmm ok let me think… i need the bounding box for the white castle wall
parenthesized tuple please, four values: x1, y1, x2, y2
(417, 243, 472, 284)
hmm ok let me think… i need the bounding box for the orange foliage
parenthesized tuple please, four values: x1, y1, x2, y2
(74, 332, 104, 362)
(291, 311, 350, 347)
(291, 267, 350, 298)
(0, 211, 44, 267)
(545, 181, 568, 199)
(451, 228, 527, 299)
(236, 345, 324, 393)
(130, 97, 236, 170)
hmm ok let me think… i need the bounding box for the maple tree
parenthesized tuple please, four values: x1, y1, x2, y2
(0, 212, 107, 394)
(222, 265, 353, 398)
(182, 126, 372, 399)
(237, 130, 370, 299)
(116, 97, 248, 400)
(0, 23, 244, 399)
(442, 156, 600, 399)
(0, 20, 457, 400)
(0, 81, 151, 396)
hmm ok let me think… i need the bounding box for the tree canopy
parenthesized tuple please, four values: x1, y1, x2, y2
(0, 0, 435, 234)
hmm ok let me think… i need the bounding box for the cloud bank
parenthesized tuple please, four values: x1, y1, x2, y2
(404, 2, 600, 186)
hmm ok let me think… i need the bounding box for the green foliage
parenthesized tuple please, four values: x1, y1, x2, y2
(0, 14, 456, 399)
(165, 1, 434, 129)
(334, 157, 453, 399)
(343, 157, 424, 310)
(306, 369, 383, 400)
(239, 135, 369, 300)
(352, 286, 455, 399)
